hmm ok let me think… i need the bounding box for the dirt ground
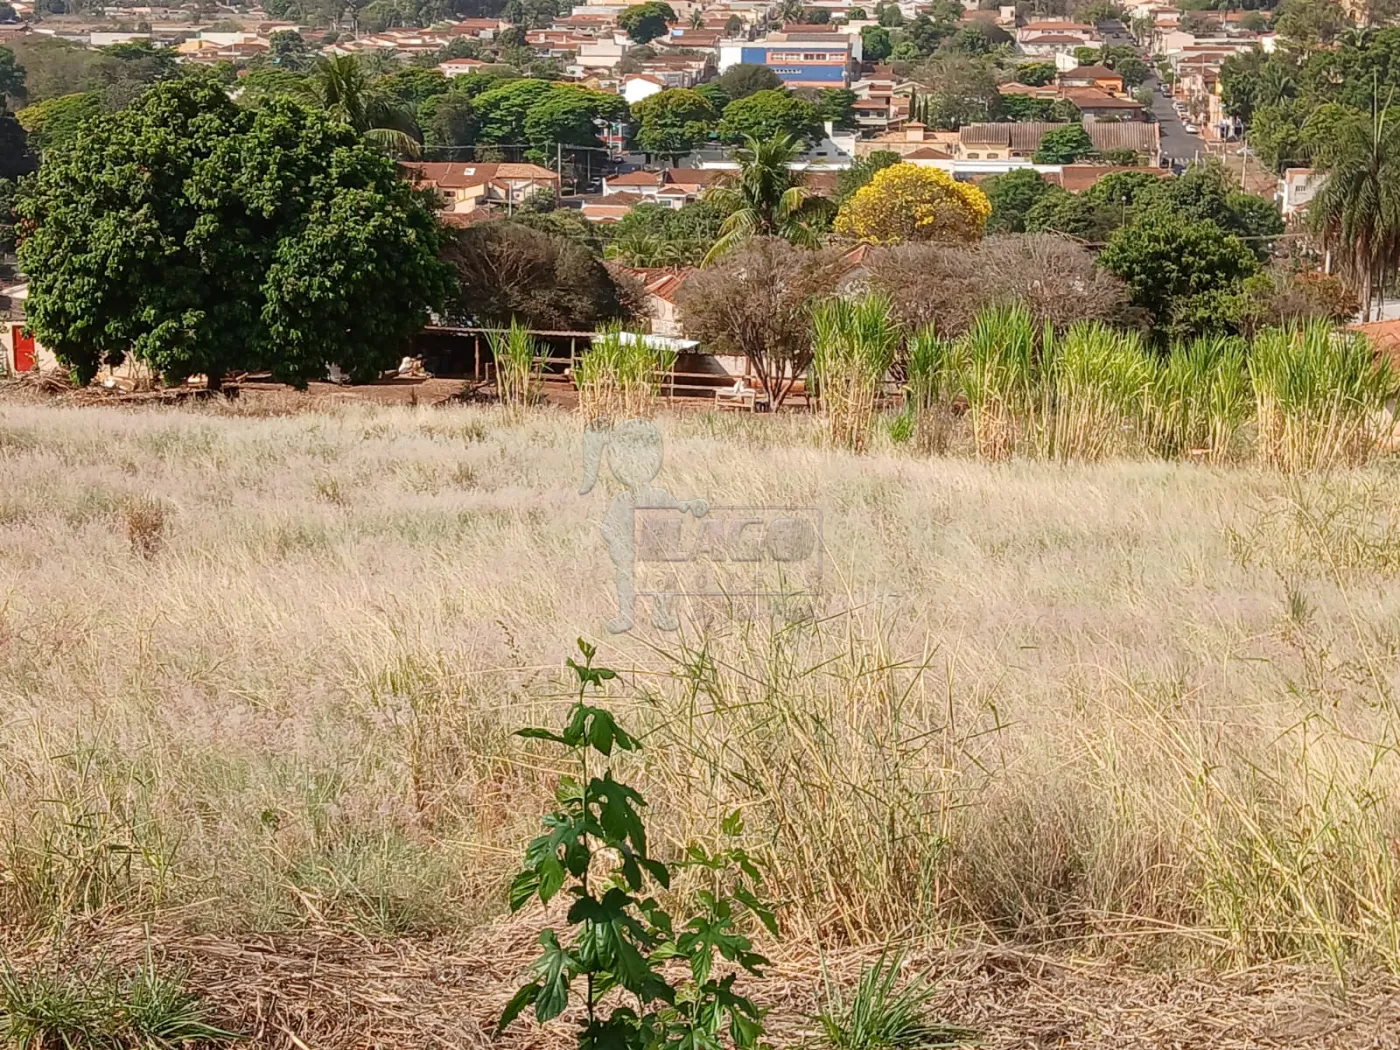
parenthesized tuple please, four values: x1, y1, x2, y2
(10, 918, 1398, 1050)
(0, 372, 591, 412)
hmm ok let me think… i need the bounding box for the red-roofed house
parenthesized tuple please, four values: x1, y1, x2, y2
(1058, 64, 1125, 92)
(439, 57, 486, 76)
(625, 267, 693, 337)
(401, 162, 560, 214)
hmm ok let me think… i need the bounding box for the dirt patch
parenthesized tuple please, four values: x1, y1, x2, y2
(8, 920, 1397, 1050)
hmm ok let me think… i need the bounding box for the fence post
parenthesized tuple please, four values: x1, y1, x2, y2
(474, 335, 480, 382)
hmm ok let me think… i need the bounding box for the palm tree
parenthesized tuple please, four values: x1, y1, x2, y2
(297, 55, 420, 156)
(701, 133, 829, 264)
(1309, 100, 1400, 321)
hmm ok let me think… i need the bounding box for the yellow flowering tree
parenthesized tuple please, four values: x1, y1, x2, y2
(834, 163, 992, 246)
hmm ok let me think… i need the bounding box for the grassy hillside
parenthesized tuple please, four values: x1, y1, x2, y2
(4, 400, 1400, 1041)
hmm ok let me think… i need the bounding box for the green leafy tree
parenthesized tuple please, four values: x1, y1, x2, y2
(1032, 123, 1095, 163)
(1100, 207, 1259, 335)
(261, 30, 315, 71)
(910, 54, 1000, 129)
(16, 79, 453, 387)
(1025, 185, 1121, 241)
(631, 87, 717, 160)
(1274, 0, 1351, 49)
(835, 149, 901, 203)
(605, 201, 728, 265)
(497, 640, 775, 1050)
(522, 84, 628, 160)
(378, 66, 451, 105)
(877, 1, 904, 26)
(694, 82, 731, 112)
(1219, 47, 1298, 124)
(944, 23, 996, 55)
(862, 25, 892, 61)
(1084, 169, 1169, 211)
(236, 67, 309, 109)
(1114, 55, 1148, 87)
(0, 176, 18, 256)
(618, 1, 677, 44)
(724, 14, 744, 34)
(14, 90, 99, 150)
(1247, 99, 1311, 171)
(297, 54, 420, 155)
(474, 76, 550, 140)
(704, 132, 828, 261)
(816, 87, 856, 129)
(418, 90, 476, 146)
(714, 63, 781, 100)
(0, 44, 23, 105)
(1015, 61, 1057, 86)
(1308, 103, 1400, 320)
(718, 88, 820, 144)
(1167, 160, 1284, 255)
(982, 168, 1050, 233)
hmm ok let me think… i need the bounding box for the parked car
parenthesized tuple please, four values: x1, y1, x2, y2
(1183, 122, 1199, 134)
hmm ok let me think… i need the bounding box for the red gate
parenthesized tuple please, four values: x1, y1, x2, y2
(11, 325, 35, 372)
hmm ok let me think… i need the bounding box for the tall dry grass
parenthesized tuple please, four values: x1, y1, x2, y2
(1250, 321, 1399, 472)
(891, 305, 1398, 471)
(574, 324, 676, 423)
(2, 403, 1400, 976)
(812, 293, 902, 452)
(489, 320, 542, 413)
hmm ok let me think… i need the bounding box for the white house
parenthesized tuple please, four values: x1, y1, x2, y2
(1280, 168, 1323, 219)
(622, 74, 666, 105)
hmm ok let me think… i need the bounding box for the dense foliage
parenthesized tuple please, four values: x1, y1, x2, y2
(834, 163, 991, 246)
(17, 79, 453, 386)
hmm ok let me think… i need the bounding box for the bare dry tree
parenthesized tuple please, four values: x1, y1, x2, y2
(677, 238, 849, 408)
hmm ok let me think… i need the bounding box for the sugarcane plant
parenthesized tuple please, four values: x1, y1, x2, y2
(498, 638, 777, 1050)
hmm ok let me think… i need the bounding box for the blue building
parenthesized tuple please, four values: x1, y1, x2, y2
(717, 32, 861, 89)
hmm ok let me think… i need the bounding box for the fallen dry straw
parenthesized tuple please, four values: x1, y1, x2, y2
(6, 918, 1400, 1050)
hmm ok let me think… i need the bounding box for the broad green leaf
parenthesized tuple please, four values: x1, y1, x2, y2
(495, 980, 540, 1034)
(531, 929, 573, 1022)
(733, 884, 779, 936)
(538, 855, 566, 904)
(516, 727, 569, 744)
(508, 869, 539, 912)
(640, 857, 671, 890)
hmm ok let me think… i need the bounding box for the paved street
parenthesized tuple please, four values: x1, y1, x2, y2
(1148, 78, 1210, 166)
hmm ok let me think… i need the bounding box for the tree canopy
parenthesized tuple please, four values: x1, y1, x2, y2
(834, 163, 991, 246)
(982, 169, 1051, 234)
(717, 88, 821, 144)
(1032, 124, 1096, 164)
(444, 221, 638, 330)
(17, 79, 453, 387)
(713, 63, 782, 101)
(618, 1, 677, 44)
(630, 88, 716, 160)
(1099, 207, 1260, 337)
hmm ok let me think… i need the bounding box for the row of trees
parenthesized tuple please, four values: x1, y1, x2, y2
(1218, 19, 1400, 320)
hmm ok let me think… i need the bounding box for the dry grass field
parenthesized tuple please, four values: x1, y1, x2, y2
(6, 396, 1400, 1046)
